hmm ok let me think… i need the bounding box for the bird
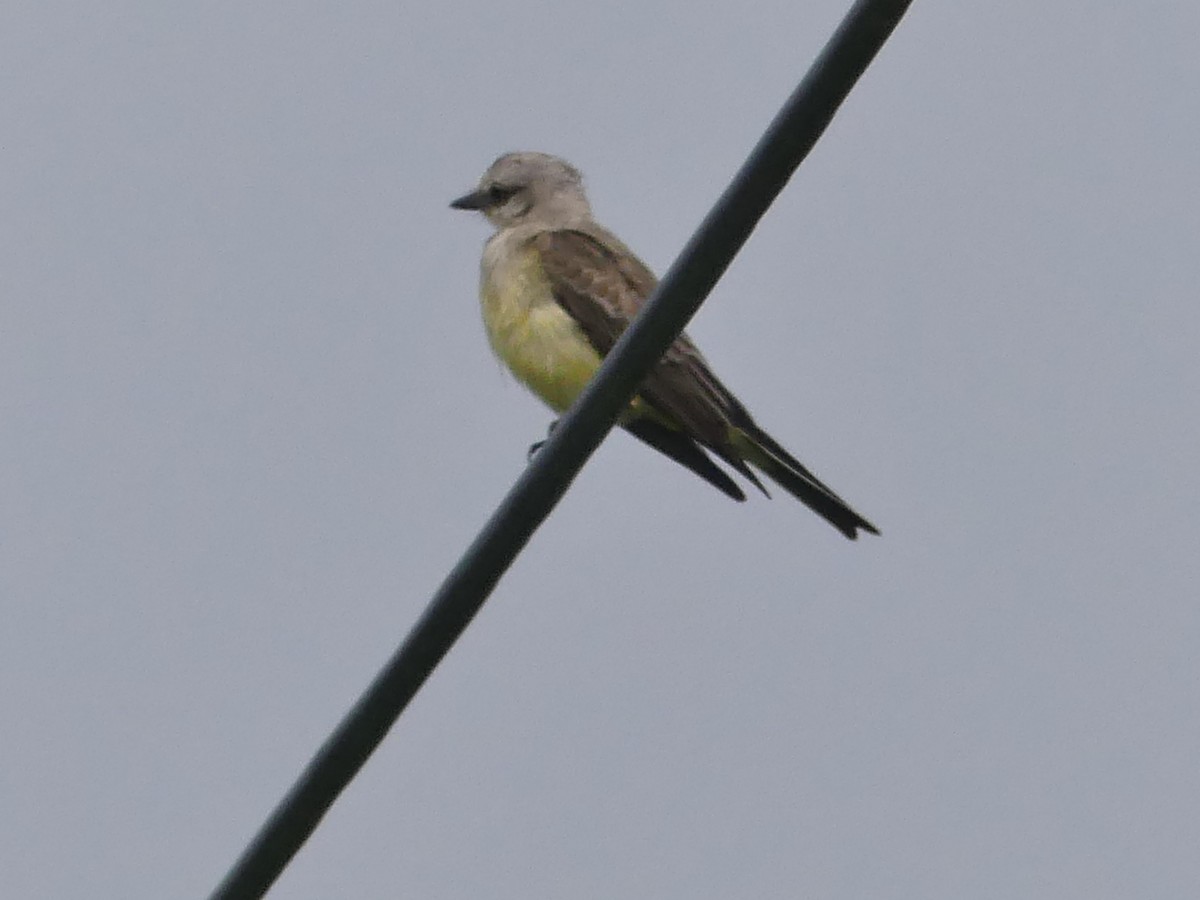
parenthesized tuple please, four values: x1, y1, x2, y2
(450, 151, 878, 539)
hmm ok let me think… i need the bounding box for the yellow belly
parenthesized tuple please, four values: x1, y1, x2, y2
(479, 249, 602, 413)
(490, 301, 603, 412)
(479, 243, 667, 425)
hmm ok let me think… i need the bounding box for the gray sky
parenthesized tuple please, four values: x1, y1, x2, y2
(2, 1, 1198, 897)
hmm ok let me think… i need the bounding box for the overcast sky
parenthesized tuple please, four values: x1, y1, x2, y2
(2, 1, 1198, 898)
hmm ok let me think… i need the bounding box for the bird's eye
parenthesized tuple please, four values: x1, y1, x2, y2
(487, 184, 517, 203)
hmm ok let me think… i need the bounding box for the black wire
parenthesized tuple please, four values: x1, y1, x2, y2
(207, 2, 913, 896)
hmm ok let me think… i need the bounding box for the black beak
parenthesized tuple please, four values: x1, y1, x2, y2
(449, 189, 489, 211)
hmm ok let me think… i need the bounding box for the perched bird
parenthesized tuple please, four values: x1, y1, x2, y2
(451, 152, 878, 539)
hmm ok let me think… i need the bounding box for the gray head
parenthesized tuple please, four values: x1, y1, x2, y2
(450, 152, 592, 228)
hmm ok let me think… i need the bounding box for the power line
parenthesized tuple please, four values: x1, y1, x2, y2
(207, 1, 913, 896)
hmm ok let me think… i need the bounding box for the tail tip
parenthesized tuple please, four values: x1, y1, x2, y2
(843, 519, 880, 540)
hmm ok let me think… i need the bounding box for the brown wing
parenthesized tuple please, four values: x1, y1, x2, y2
(531, 228, 751, 450)
(531, 228, 879, 536)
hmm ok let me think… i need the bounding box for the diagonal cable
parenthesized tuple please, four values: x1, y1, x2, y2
(208, 1, 913, 896)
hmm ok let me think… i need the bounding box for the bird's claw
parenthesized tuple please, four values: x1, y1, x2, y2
(526, 420, 559, 460)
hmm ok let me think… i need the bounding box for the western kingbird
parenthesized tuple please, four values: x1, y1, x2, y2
(451, 151, 878, 539)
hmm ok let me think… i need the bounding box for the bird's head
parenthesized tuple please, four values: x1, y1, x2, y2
(450, 151, 592, 229)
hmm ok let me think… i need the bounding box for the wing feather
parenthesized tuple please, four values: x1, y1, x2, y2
(530, 228, 747, 450)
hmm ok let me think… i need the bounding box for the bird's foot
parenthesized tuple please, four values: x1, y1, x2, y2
(526, 420, 559, 460)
